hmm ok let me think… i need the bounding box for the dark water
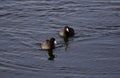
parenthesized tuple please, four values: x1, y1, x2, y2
(0, 0, 120, 78)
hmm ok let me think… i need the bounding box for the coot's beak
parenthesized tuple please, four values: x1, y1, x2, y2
(54, 40, 57, 44)
(66, 28, 69, 32)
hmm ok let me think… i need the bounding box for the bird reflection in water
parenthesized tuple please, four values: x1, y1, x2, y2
(63, 36, 69, 51)
(47, 49, 55, 60)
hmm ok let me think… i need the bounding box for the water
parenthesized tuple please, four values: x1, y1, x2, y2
(0, 0, 120, 78)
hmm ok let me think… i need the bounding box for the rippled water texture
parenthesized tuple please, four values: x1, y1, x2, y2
(0, 0, 120, 78)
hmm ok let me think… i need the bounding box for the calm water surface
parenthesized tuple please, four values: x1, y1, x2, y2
(0, 0, 120, 78)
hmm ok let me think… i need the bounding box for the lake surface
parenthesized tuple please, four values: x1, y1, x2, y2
(0, 0, 120, 78)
